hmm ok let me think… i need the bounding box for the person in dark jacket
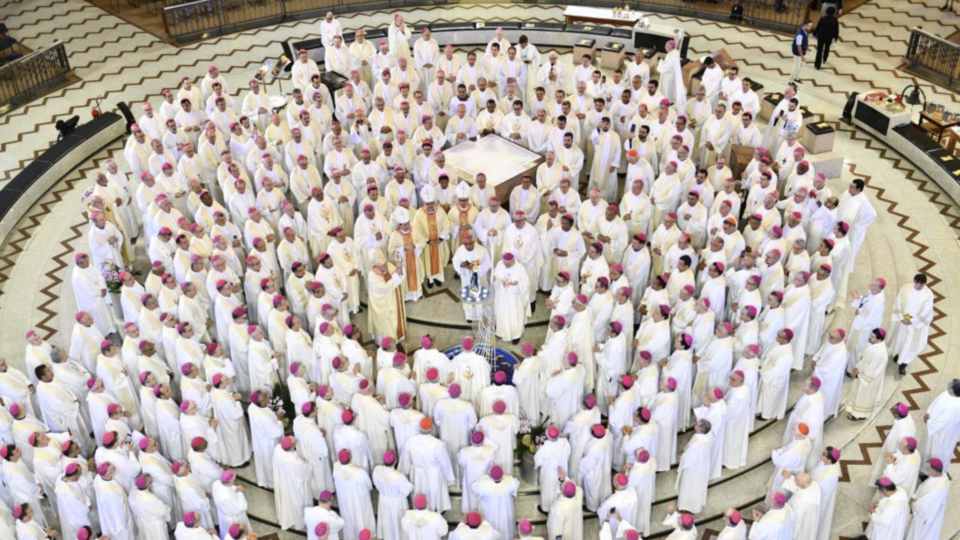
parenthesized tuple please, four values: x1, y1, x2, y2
(813, 8, 840, 69)
(789, 19, 814, 84)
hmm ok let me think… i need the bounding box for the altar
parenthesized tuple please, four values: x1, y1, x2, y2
(443, 135, 544, 206)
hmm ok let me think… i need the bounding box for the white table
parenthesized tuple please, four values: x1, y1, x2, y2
(563, 6, 644, 27)
(443, 135, 544, 204)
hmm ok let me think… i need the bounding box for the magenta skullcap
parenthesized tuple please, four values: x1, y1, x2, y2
(666, 377, 678, 390)
(398, 393, 412, 407)
(584, 394, 597, 408)
(680, 514, 695, 528)
(745, 305, 757, 318)
(318, 489, 333, 502)
(221, 469, 236, 483)
(462, 336, 474, 350)
(102, 431, 117, 446)
(494, 371, 507, 384)
(810, 376, 822, 389)
(493, 400, 506, 414)
(637, 449, 651, 463)
(471, 431, 485, 444)
(65, 462, 80, 476)
(592, 424, 606, 438)
(229, 524, 244, 539)
(773, 492, 788, 505)
(929, 457, 944, 471)
(78, 528, 92, 540)
(625, 531, 640, 540)
(138, 437, 151, 450)
(615, 473, 629, 487)
(612, 321, 623, 335)
(280, 436, 296, 450)
(683, 284, 695, 295)
(546, 426, 560, 439)
(876, 327, 887, 339)
(179, 400, 192, 413)
(519, 520, 533, 535)
(420, 335, 432, 348)
(414, 494, 428, 510)
(136, 474, 149, 490)
(830, 447, 842, 462)
(905, 436, 918, 451)
(183, 511, 199, 526)
(359, 530, 372, 540)
(393, 352, 406, 366)
(181, 363, 194, 376)
(710, 387, 723, 400)
(554, 315, 566, 327)
(683, 334, 694, 347)
(449, 383, 462, 398)
(639, 350, 652, 361)
(567, 351, 578, 366)
(28, 433, 39, 446)
(289, 362, 301, 375)
(562, 480, 577, 497)
(97, 462, 111, 476)
(332, 357, 343, 370)
(896, 402, 909, 416)
(490, 465, 504, 481)
(521, 342, 535, 356)
(783, 328, 795, 340)
(247, 324, 258, 335)
(639, 408, 652, 422)
(502, 252, 515, 261)
(426, 367, 439, 381)
(621, 375, 634, 389)
(721, 322, 734, 334)
(191, 436, 206, 450)
(100, 339, 113, 351)
(86, 378, 97, 389)
(341, 409, 354, 424)
(75, 312, 87, 323)
(383, 449, 397, 465)
(107, 403, 121, 416)
(748, 344, 760, 355)
(575, 294, 588, 305)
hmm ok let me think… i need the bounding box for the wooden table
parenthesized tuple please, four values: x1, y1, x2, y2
(918, 110, 960, 143)
(563, 6, 644, 27)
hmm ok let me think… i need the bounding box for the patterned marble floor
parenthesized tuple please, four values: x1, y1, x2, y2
(1, 0, 960, 538)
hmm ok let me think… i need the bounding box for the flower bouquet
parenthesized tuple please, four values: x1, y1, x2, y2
(101, 263, 123, 294)
(516, 413, 551, 461)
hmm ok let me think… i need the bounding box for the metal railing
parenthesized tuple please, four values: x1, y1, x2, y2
(163, 0, 284, 42)
(905, 27, 960, 90)
(572, 0, 808, 34)
(0, 42, 72, 112)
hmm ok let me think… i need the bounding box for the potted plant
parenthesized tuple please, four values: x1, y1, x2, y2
(101, 262, 124, 320)
(516, 414, 549, 486)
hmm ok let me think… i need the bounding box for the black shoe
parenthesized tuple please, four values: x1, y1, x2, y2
(530, 302, 537, 314)
(426, 281, 434, 289)
(434, 279, 442, 287)
(898, 364, 907, 375)
(512, 338, 520, 345)
(537, 505, 549, 515)
(893, 354, 900, 363)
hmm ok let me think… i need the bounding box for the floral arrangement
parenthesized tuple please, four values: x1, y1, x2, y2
(516, 414, 551, 459)
(101, 263, 123, 294)
(270, 381, 295, 431)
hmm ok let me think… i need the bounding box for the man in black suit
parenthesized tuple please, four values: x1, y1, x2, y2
(813, 7, 840, 70)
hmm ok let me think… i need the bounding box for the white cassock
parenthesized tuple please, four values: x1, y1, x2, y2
(477, 414, 520, 476)
(545, 367, 583, 430)
(212, 480, 251, 537)
(881, 449, 921, 497)
(248, 404, 284, 487)
(37, 381, 90, 446)
(692, 336, 732, 404)
(372, 464, 411, 540)
(273, 446, 312, 530)
(783, 476, 821, 540)
(783, 390, 825, 471)
(351, 393, 392, 467)
(888, 284, 934, 366)
(511, 353, 541, 422)
(812, 340, 847, 419)
(94, 477, 136, 540)
(55, 476, 93, 540)
(399, 433, 456, 513)
(650, 391, 678, 470)
(805, 277, 835, 355)
(905, 474, 949, 540)
(864, 487, 909, 540)
(722, 384, 752, 469)
(473, 475, 520, 540)
(452, 351, 491, 410)
(782, 283, 811, 369)
(491, 261, 530, 341)
(434, 397, 478, 484)
(130, 488, 172, 540)
(546, 485, 584, 540)
(594, 334, 626, 415)
(694, 399, 727, 480)
(589, 129, 622, 202)
(401, 509, 449, 540)
(770, 437, 811, 493)
(846, 291, 885, 371)
(212, 389, 252, 467)
(293, 415, 332, 495)
(458, 442, 498, 513)
(676, 432, 713, 514)
(656, 49, 686, 106)
(533, 439, 571, 512)
(845, 341, 887, 420)
(597, 488, 639, 540)
(579, 431, 614, 512)
(919, 389, 960, 470)
(811, 461, 840, 540)
(747, 506, 795, 540)
(626, 458, 657, 536)
(757, 344, 794, 420)
(72, 266, 117, 335)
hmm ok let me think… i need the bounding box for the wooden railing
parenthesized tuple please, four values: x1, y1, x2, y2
(905, 27, 960, 90)
(0, 42, 72, 112)
(163, 0, 808, 42)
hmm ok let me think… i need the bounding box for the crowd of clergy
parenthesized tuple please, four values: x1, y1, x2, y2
(1, 11, 956, 540)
